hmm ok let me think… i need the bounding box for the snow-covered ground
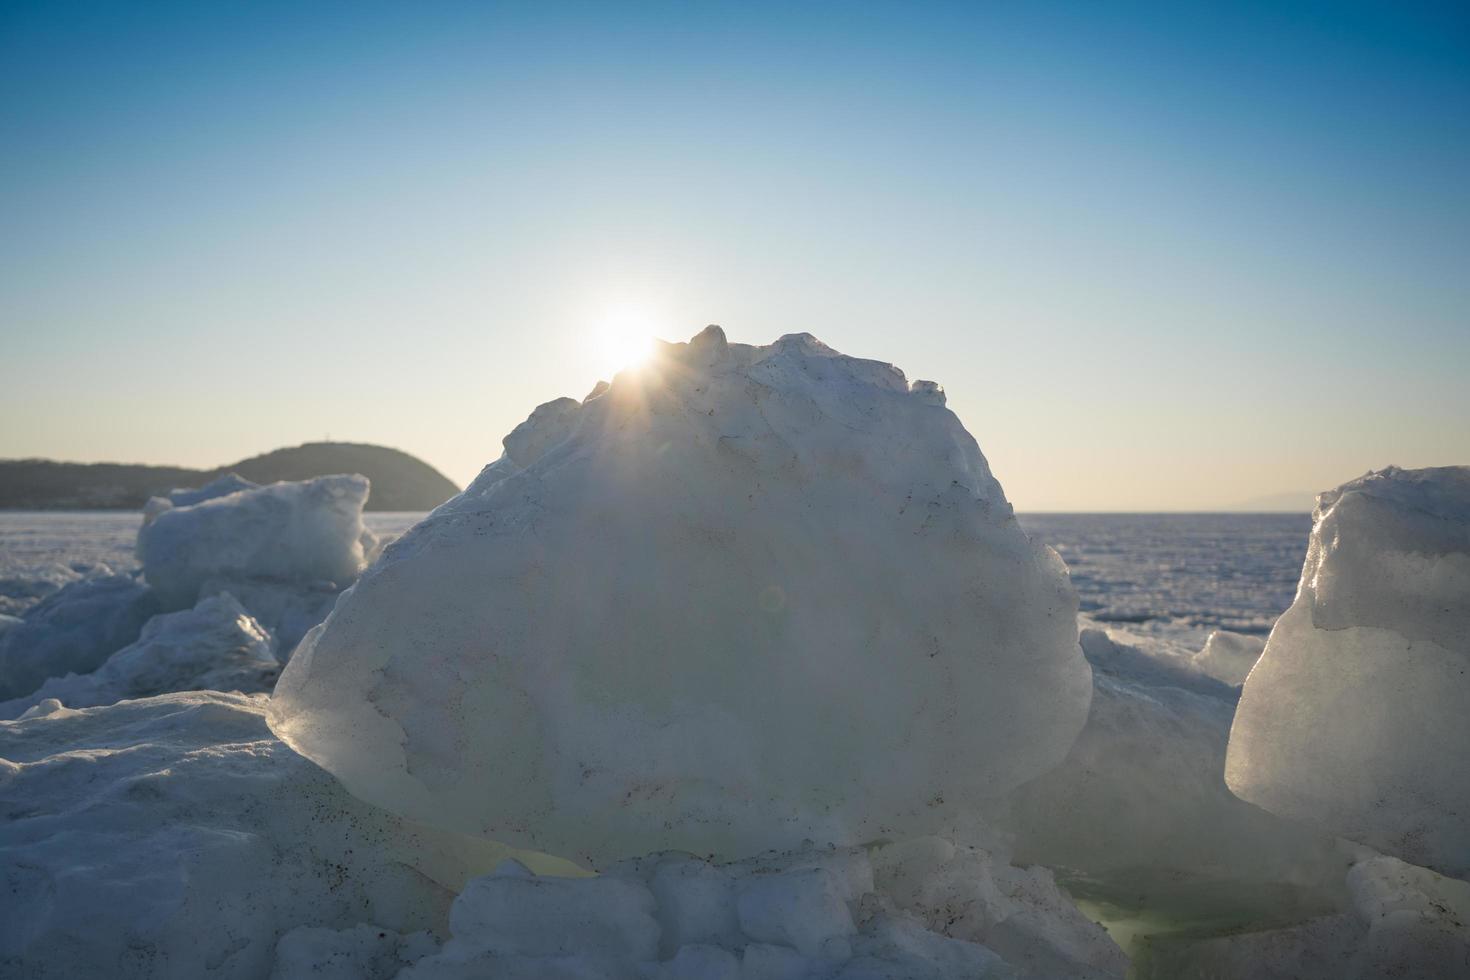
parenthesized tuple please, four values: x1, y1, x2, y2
(1, 332, 1465, 978)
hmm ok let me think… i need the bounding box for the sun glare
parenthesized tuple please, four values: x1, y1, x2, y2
(595, 311, 655, 374)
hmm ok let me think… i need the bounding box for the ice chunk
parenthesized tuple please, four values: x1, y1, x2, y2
(736, 867, 857, 957)
(290, 835, 1125, 980)
(844, 913, 1008, 979)
(138, 474, 376, 610)
(445, 870, 660, 962)
(1226, 466, 1470, 875)
(0, 572, 159, 699)
(0, 691, 548, 979)
(870, 837, 1128, 980)
(647, 858, 741, 955)
(389, 866, 659, 980)
(270, 328, 1092, 866)
(196, 575, 340, 658)
(1192, 629, 1265, 687)
(0, 592, 279, 719)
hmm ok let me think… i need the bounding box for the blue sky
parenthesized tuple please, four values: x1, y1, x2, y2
(2, 1, 1466, 509)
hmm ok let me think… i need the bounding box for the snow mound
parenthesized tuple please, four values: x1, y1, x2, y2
(269, 327, 1092, 866)
(0, 592, 280, 719)
(1226, 465, 1470, 875)
(277, 839, 1125, 980)
(1191, 629, 1265, 687)
(138, 474, 377, 610)
(0, 571, 159, 700)
(0, 691, 565, 979)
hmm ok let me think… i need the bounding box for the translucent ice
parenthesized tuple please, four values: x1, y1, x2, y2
(270, 328, 1092, 866)
(1226, 466, 1470, 875)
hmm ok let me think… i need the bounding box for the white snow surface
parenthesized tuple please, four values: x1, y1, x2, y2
(138, 474, 377, 610)
(270, 327, 1093, 867)
(0, 690, 555, 979)
(0, 593, 280, 720)
(1226, 465, 1470, 875)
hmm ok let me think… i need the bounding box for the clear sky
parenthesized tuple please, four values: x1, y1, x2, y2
(2, 1, 1466, 511)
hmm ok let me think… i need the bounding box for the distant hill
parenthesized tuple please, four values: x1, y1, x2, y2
(0, 443, 460, 512)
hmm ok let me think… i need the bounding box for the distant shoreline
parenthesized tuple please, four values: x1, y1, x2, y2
(0, 443, 459, 513)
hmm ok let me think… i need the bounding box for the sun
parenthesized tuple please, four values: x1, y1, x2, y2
(594, 310, 655, 374)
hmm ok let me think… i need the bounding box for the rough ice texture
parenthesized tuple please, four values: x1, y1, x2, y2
(0, 691, 561, 979)
(197, 576, 340, 660)
(142, 473, 261, 525)
(270, 328, 1092, 866)
(1226, 465, 1470, 875)
(1001, 624, 1343, 921)
(0, 593, 280, 720)
(138, 474, 377, 610)
(291, 838, 1122, 980)
(0, 572, 159, 700)
(1135, 852, 1470, 979)
(1191, 629, 1265, 687)
(270, 924, 437, 980)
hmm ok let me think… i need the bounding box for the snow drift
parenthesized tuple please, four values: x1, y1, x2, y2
(1226, 466, 1470, 876)
(270, 327, 1093, 866)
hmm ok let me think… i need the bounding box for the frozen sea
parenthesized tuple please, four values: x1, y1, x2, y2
(1, 511, 1310, 647)
(1018, 512, 1311, 648)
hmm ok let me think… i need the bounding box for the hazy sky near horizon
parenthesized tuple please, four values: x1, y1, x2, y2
(2, 1, 1467, 511)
